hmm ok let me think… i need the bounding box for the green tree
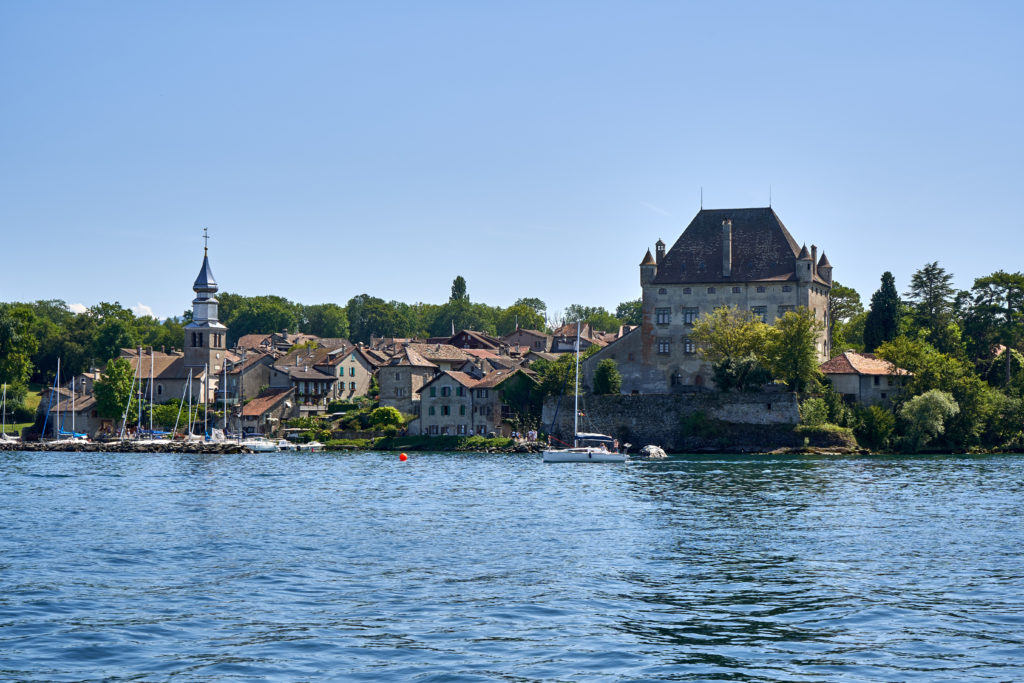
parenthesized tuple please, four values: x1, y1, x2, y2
(450, 275, 468, 302)
(215, 293, 301, 345)
(711, 355, 772, 392)
(904, 261, 958, 352)
(369, 406, 403, 428)
(690, 306, 773, 365)
(900, 389, 959, 451)
(346, 294, 416, 343)
(863, 272, 902, 351)
(0, 304, 39, 405)
(496, 304, 546, 336)
(301, 303, 350, 339)
(765, 308, 825, 393)
(854, 404, 896, 450)
(592, 359, 622, 395)
(828, 282, 864, 351)
(799, 397, 829, 426)
(514, 297, 547, 317)
(970, 271, 1024, 386)
(564, 304, 620, 334)
(615, 299, 642, 326)
(94, 357, 137, 422)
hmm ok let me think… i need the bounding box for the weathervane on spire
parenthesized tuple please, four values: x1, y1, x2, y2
(203, 227, 209, 254)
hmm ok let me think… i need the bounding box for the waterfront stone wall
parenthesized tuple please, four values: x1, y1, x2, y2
(542, 392, 801, 451)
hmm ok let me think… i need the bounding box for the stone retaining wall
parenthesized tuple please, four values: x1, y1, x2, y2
(542, 392, 801, 451)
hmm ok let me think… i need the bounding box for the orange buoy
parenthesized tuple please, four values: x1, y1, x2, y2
(399, 453, 408, 461)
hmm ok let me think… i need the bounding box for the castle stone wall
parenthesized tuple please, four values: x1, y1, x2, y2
(542, 392, 800, 451)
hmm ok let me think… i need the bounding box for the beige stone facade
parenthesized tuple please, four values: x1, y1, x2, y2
(583, 207, 833, 394)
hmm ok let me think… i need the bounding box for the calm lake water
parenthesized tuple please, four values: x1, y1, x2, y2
(1, 451, 1023, 682)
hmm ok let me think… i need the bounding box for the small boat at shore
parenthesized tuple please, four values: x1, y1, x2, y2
(542, 323, 626, 464)
(240, 436, 279, 452)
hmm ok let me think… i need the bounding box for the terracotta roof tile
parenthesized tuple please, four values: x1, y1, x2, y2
(241, 387, 293, 417)
(820, 351, 911, 376)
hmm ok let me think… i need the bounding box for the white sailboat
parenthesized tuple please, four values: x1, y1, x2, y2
(542, 322, 626, 463)
(1, 383, 21, 443)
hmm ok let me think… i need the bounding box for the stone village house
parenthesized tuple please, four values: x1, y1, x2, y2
(415, 368, 539, 437)
(582, 207, 833, 394)
(819, 351, 911, 405)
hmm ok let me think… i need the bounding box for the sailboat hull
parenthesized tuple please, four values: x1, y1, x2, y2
(542, 448, 626, 463)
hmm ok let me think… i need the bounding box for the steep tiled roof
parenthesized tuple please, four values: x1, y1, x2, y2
(241, 387, 293, 417)
(473, 368, 537, 389)
(406, 343, 471, 363)
(389, 347, 437, 368)
(236, 334, 274, 350)
(227, 351, 272, 375)
(417, 370, 478, 393)
(640, 249, 656, 266)
(820, 351, 911, 376)
(653, 208, 830, 286)
(50, 394, 97, 414)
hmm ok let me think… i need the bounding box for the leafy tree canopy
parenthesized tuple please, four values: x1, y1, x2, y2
(690, 306, 773, 365)
(592, 359, 622, 395)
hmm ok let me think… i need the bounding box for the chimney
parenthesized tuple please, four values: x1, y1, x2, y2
(655, 239, 666, 264)
(721, 219, 732, 277)
(811, 245, 818, 277)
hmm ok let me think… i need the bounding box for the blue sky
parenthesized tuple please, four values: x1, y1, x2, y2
(2, 1, 1021, 322)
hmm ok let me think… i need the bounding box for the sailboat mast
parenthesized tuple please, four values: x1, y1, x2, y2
(71, 375, 75, 435)
(55, 358, 60, 439)
(204, 363, 208, 439)
(573, 321, 580, 448)
(149, 348, 154, 435)
(2, 383, 6, 436)
(223, 360, 227, 434)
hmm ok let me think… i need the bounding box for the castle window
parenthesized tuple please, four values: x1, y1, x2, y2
(683, 308, 699, 325)
(655, 308, 671, 325)
(756, 286, 766, 293)
(670, 371, 682, 386)
(732, 287, 741, 294)
(683, 288, 692, 295)
(658, 288, 667, 295)
(707, 287, 716, 294)
(752, 306, 768, 322)
(657, 338, 670, 355)
(683, 337, 695, 354)
(783, 285, 793, 292)
(777, 305, 795, 318)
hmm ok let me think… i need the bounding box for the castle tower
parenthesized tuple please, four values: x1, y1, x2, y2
(795, 243, 813, 283)
(640, 248, 657, 285)
(184, 234, 228, 377)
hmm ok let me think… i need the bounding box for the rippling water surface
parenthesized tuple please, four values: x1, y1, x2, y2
(2, 451, 1023, 681)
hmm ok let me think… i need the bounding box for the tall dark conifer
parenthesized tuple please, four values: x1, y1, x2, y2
(863, 271, 901, 352)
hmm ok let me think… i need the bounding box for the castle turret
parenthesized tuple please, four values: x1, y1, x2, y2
(817, 251, 832, 284)
(640, 248, 657, 285)
(655, 239, 666, 264)
(796, 243, 813, 283)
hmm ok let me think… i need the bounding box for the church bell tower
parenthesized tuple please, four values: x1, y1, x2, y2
(184, 230, 228, 376)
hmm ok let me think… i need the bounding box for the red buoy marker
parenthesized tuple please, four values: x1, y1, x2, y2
(399, 453, 408, 462)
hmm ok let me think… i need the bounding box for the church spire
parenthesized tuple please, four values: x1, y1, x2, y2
(193, 228, 218, 294)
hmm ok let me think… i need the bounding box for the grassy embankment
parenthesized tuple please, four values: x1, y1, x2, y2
(3, 383, 42, 436)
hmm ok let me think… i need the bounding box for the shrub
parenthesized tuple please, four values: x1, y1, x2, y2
(900, 389, 959, 451)
(799, 398, 829, 426)
(592, 359, 622, 395)
(854, 404, 896, 451)
(369, 406, 403, 428)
